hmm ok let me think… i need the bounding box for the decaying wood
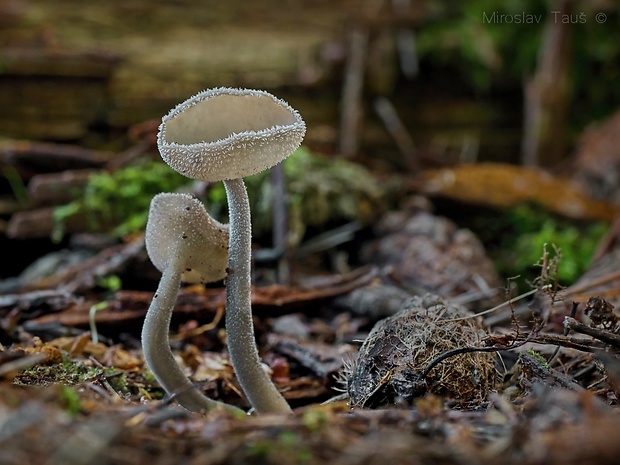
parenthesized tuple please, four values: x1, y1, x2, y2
(0, 46, 122, 140)
(518, 351, 584, 392)
(0, 139, 151, 241)
(25, 266, 380, 330)
(0, 289, 80, 316)
(564, 316, 620, 349)
(1, 0, 430, 145)
(0, 196, 24, 215)
(6, 205, 89, 239)
(0, 140, 114, 176)
(0, 47, 121, 78)
(3, 145, 156, 240)
(27, 169, 98, 205)
(104, 139, 154, 172)
(25, 237, 147, 294)
(5, 138, 156, 239)
(3, 3, 620, 464)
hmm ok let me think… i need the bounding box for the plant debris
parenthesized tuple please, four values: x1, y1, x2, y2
(346, 294, 495, 408)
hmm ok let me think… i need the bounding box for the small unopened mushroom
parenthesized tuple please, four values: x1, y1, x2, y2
(142, 192, 242, 414)
(157, 87, 305, 414)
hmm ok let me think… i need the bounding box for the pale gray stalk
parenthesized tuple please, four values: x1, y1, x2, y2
(142, 255, 244, 415)
(224, 178, 291, 414)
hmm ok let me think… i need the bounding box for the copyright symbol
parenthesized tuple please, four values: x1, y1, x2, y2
(596, 13, 607, 23)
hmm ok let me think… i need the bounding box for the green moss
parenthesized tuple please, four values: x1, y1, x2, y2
(58, 386, 83, 417)
(205, 146, 388, 244)
(526, 349, 550, 368)
(301, 408, 328, 432)
(142, 367, 156, 383)
(53, 158, 189, 241)
(470, 204, 608, 290)
(53, 148, 388, 244)
(95, 275, 122, 292)
(104, 369, 129, 394)
(499, 205, 607, 285)
(417, 1, 620, 115)
(15, 356, 101, 387)
(246, 430, 313, 464)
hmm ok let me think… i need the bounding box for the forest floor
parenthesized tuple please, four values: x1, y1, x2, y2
(3, 1, 620, 464)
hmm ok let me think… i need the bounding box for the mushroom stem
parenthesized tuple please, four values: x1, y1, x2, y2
(223, 178, 292, 414)
(142, 258, 244, 414)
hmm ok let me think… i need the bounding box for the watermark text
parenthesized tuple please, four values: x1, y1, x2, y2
(482, 11, 606, 25)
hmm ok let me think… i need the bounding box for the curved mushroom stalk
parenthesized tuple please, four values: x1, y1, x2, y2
(142, 193, 243, 415)
(157, 87, 306, 414)
(142, 260, 242, 414)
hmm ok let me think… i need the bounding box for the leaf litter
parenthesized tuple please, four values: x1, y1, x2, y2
(2, 191, 620, 465)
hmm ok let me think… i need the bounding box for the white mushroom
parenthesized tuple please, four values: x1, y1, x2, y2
(157, 87, 305, 414)
(142, 192, 243, 414)
(158, 87, 305, 183)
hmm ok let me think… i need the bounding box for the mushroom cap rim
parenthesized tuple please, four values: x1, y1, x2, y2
(158, 86, 305, 150)
(157, 87, 306, 182)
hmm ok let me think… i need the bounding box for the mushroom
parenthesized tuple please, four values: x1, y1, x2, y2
(142, 192, 243, 414)
(157, 87, 305, 414)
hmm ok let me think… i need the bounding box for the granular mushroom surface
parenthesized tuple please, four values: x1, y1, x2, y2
(347, 294, 495, 408)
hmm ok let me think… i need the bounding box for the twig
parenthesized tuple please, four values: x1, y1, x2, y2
(104, 139, 152, 172)
(528, 333, 603, 352)
(564, 317, 620, 349)
(295, 221, 363, 258)
(564, 268, 620, 296)
(421, 323, 604, 381)
(421, 338, 532, 380)
(548, 301, 579, 364)
(373, 96, 417, 169)
(0, 353, 48, 378)
(169, 304, 225, 342)
(445, 285, 550, 322)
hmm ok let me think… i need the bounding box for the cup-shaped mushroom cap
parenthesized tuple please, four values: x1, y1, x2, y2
(146, 193, 229, 284)
(157, 87, 306, 182)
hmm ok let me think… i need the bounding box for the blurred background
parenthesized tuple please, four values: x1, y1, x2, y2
(1, 1, 617, 156)
(2, 3, 620, 459)
(0, 0, 619, 292)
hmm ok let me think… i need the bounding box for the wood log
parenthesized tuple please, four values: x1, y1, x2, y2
(0, 140, 114, 178)
(6, 206, 88, 240)
(27, 169, 98, 206)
